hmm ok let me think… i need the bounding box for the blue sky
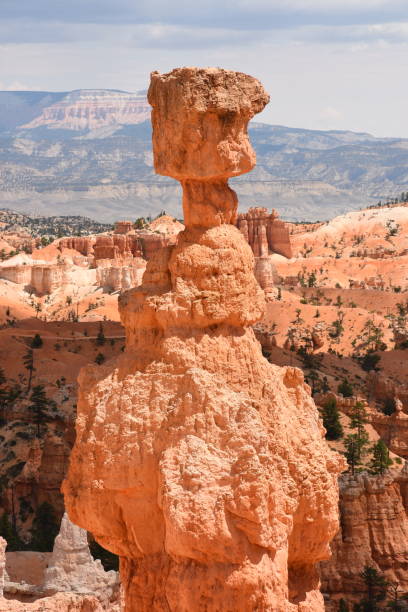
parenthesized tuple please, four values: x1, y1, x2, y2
(1, 0, 408, 136)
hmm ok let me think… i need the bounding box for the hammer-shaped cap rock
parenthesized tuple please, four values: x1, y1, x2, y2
(148, 66, 270, 180)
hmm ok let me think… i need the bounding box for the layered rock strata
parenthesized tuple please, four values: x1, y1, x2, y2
(320, 467, 408, 610)
(0, 259, 66, 296)
(59, 224, 182, 263)
(64, 67, 342, 611)
(95, 260, 146, 292)
(114, 221, 134, 235)
(59, 237, 95, 256)
(93, 232, 175, 262)
(237, 207, 293, 259)
(367, 398, 408, 459)
(367, 372, 408, 410)
(22, 89, 150, 132)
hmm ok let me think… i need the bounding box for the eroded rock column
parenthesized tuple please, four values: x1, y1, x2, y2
(63, 67, 343, 612)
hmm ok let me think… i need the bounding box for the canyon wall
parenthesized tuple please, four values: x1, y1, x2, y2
(367, 372, 408, 409)
(0, 260, 66, 295)
(236, 207, 291, 292)
(0, 264, 31, 286)
(63, 67, 342, 611)
(93, 232, 176, 262)
(30, 264, 66, 296)
(321, 468, 408, 610)
(237, 207, 292, 259)
(315, 391, 408, 459)
(95, 260, 146, 292)
(59, 237, 95, 256)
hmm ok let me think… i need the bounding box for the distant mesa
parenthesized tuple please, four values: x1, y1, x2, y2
(20, 89, 150, 132)
(0, 89, 407, 221)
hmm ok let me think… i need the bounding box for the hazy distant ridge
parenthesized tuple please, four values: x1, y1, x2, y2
(0, 89, 407, 222)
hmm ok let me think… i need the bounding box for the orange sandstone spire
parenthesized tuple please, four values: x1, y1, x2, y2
(63, 67, 342, 611)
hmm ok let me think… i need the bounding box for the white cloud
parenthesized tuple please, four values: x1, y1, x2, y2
(235, 0, 401, 9)
(320, 107, 344, 121)
(0, 2, 408, 138)
(0, 80, 34, 91)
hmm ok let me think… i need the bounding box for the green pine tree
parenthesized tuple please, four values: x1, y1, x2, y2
(361, 352, 381, 373)
(23, 349, 35, 392)
(344, 401, 370, 473)
(350, 401, 369, 452)
(31, 334, 43, 349)
(338, 599, 349, 612)
(0, 512, 22, 551)
(344, 434, 361, 475)
(338, 379, 354, 398)
(359, 565, 389, 611)
(382, 398, 396, 416)
(95, 353, 105, 365)
(322, 398, 343, 441)
(96, 322, 106, 346)
(370, 440, 393, 475)
(29, 385, 48, 437)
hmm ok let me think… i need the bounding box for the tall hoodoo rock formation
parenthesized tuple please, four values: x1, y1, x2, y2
(237, 207, 293, 259)
(43, 513, 119, 602)
(64, 67, 342, 611)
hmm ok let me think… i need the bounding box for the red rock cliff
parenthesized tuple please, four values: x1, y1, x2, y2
(237, 207, 293, 259)
(63, 67, 342, 612)
(320, 468, 408, 610)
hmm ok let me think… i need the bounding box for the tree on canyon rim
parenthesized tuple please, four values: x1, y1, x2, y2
(370, 439, 393, 475)
(349, 401, 369, 449)
(338, 378, 354, 398)
(344, 401, 370, 473)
